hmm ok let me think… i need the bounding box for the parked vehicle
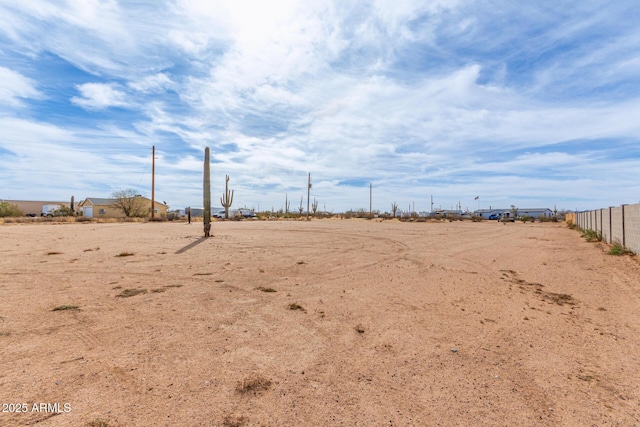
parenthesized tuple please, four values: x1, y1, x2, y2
(41, 204, 62, 217)
(489, 213, 502, 220)
(239, 209, 256, 218)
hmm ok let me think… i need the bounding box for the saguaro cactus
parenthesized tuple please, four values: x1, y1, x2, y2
(312, 198, 318, 215)
(70, 195, 75, 215)
(220, 174, 234, 219)
(285, 193, 290, 214)
(203, 147, 211, 237)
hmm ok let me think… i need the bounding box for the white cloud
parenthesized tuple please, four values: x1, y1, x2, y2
(71, 83, 129, 110)
(0, 67, 43, 107)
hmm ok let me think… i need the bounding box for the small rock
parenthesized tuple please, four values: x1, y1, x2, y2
(451, 348, 457, 353)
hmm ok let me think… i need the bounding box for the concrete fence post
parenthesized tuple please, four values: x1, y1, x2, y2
(622, 204, 626, 248)
(609, 207, 612, 244)
(600, 208, 603, 239)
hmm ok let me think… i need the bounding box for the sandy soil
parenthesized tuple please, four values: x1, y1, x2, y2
(0, 219, 639, 426)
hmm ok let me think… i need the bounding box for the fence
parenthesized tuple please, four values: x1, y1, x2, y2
(573, 203, 640, 255)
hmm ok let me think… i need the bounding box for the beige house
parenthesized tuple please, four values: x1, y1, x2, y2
(78, 197, 168, 219)
(1, 199, 79, 216)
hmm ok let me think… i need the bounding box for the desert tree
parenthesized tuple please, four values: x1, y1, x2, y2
(111, 189, 147, 217)
(0, 202, 23, 217)
(510, 205, 519, 219)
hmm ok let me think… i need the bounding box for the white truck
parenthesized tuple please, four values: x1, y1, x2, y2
(41, 204, 62, 217)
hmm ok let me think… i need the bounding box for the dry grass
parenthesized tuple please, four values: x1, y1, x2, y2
(288, 303, 306, 312)
(85, 419, 111, 427)
(256, 286, 277, 293)
(52, 305, 79, 311)
(222, 415, 248, 427)
(116, 288, 147, 298)
(115, 252, 134, 257)
(235, 375, 272, 394)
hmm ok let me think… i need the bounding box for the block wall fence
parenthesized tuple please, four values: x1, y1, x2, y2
(572, 203, 640, 255)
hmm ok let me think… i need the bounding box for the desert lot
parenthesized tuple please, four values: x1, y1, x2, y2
(0, 219, 639, 426)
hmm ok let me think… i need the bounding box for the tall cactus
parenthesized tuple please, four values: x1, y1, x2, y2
(70, 195, 75, 215)
(220, 174, 234, 219)
(285, 193, 290, 214)
(203, 147, 211, 237)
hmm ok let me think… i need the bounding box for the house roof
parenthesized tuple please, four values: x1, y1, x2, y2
(80, 197, 168, 208)
(82, 198, 117, 206)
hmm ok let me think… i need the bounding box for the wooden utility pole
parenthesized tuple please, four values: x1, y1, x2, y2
(370, 182, 372, 218)
(151, 145, 155, 219)
(306, 173, 311, 221)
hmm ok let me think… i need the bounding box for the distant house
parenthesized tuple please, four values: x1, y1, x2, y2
(517, 208, 553, 219)
(433, 209, 464, 218)
(78, 197, 168, 218)
(473, 208, 553, 219)
(473, 209, 504, 219)
(1, 199, 79, 216)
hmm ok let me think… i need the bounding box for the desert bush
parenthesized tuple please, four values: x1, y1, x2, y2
(519, 215, 535, 223)
(607, 242, 633, 256)
(0, 202, 24, 217)
(471, 215, 484, 222)
(166, 211, 182, 221)
(53, 206, 74, 217)
(582, 229, 601, 242)
(608, 243, 625, 255)
(75, 216, 92, 222)
(539, 216, 558, 223)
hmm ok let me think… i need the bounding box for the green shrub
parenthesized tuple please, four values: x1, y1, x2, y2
(0, 202, 24, 217)
(582, 229, 601, 242)
(608, 243, 626, 256)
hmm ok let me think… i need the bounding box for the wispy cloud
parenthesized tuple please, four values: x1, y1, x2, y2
(71, 83, 130, 110)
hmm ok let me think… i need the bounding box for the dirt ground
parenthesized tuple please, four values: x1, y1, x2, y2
(0, 219, 639, 426)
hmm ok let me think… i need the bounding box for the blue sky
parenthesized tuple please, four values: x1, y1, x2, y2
(1, 0, 639, 213)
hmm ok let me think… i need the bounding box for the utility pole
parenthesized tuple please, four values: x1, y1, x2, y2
(307, 172, 311, 221)
(369, 182, 372, 218)
(430, 195, 433, 213)
(151, 145, 155, 219)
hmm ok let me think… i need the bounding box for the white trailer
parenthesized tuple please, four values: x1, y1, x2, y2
(41, 204, 62, 217)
